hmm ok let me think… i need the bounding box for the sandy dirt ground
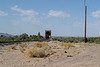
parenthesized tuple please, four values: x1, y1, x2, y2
(0, 41, 100, 67)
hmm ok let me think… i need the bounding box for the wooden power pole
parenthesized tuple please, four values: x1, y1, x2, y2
(84, 5, 87, 43)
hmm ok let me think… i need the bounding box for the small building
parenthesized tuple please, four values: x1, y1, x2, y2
(45, 30, 51, 40)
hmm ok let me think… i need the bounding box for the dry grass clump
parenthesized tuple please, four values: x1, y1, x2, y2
(10, 45, 16, 49)
(24, 42, 52, 58)
(58, 42, 74, 49)
(8, 45, 16, 51)
(24, 47, 34, 57)
(32, 47, 45, 57)
(66, 43, 74, 49)
(32, 42, 48, 48)
(24, 47, 45, 57)
(19, 43, 28, 48)
(19, 43, 28, 53)
(51, 45, 61, 49)
(42, 45, 52, 56)
(20, 47, 25, 53)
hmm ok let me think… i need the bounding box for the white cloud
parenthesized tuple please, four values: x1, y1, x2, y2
(92, 10, 100, 18)
(11, 5, 39, 16)
(11, 5, 40, 24)
(44, 24, 52, 27)
(48, 10, 70, 18)
(0, 11, 8, 16)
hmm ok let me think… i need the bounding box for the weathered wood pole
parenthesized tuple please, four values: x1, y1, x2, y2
(84, 6, 87, 43)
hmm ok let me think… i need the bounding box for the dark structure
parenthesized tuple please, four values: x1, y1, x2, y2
(84, 0, 87, 43)
(84, 6, 87, 43)
(45, 30, 51, 40)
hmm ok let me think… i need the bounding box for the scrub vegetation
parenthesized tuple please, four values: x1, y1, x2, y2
(53, 37, 100, 44)
(0, 32, 44, 43)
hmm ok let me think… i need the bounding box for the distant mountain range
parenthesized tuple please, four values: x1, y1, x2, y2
(0, 33, 12, 36)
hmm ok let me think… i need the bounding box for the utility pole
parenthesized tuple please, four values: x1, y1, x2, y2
(84, 0, 87, 43)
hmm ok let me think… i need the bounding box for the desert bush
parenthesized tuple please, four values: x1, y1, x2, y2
(41, 45, 52, 56)
(32, 42, 48, 48)
(51, 46, 58, 49)
(24, 47, 45, 57)
(24, 47, 34, 57)
(65, 43, 74, 49)
(58, 42, 74, 49)
(58, 42, 66, 46)
(32, 47, 45, 57)
(7, 45, 16, 51)
(33, 42, 52, 56)
(19, 43, 28, 48)
(20, 47, 25, 53)
(10, 45, 16, 49)
(24, 42, 52, 58)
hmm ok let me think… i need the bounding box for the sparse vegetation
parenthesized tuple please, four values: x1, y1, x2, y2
(24, 46, 45, 58)
(32, 42, 48, 48)
(19, 47, 25, 53)
(7, 45, 16, 51)
(10, 45, 16, 49)
(19, 43, 28, 53)
(0, 32, 44, 43)
(58, 42, 74, 49)
(19, 43, 28, 48)
(53, 37, 100, 44)
(24, 42, 52, 58)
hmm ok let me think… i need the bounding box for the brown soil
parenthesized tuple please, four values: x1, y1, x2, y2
(0, 41, 100, 67)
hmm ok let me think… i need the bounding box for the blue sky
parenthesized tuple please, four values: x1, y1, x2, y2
(0, 0, 100, 37)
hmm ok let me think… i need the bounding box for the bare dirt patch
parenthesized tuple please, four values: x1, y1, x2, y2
(0, 41, 100, 67)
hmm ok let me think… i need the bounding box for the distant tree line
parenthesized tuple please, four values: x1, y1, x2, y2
(0, 32, 44, 43)
(53, 37, 100, 44)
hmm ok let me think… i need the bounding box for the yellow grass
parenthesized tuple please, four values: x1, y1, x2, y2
(19, 47, 25, 53)
(19, 43, 28, 48)
(24, 47, 45, 57)
(10, 45, 16, 49)
(24, 42, 52, 58)
(24, 47, 34, 57)
(58, 42, 74, 49)
(7, 45, 16, 51)
(65, 43, 74, 49)
(42, 45, 52, 56)
(32, 42, 48, 48)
